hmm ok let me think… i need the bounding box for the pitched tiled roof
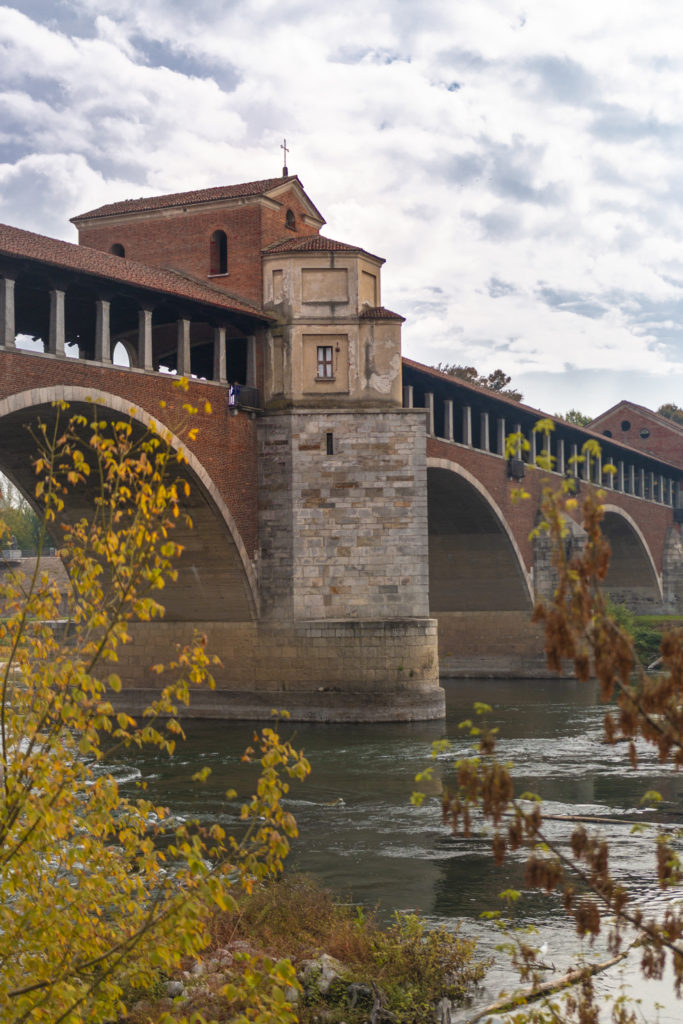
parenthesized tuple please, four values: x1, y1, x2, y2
(71, 176, 322, 222)
(0, 223, 268, 319)
(263, 234, 383, 262)
(359, 306, 404, 322)
(590, 400, 683, 436)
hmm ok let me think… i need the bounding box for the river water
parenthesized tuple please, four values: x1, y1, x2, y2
(117, 678, 683, 1022)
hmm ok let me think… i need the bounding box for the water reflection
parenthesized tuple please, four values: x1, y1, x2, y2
(118, 678, 683, 1021)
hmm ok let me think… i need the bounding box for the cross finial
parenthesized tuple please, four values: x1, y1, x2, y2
(281, 138, 289, 177)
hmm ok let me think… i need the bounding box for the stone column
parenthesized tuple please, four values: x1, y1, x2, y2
(403, 385, 414, 408)
(638, 468, 646, 498)
(138, 308, 153, 371)
(662, 527, 683, 612)
(570, 443, 579, 479)
(48, 288, 65, 356)
(213, 326, 227, 384)
(618, 461, 625, 492)
(444, 399, 454, 442)
(176, 318, 191, 377)
(628, 465, 636, 495)
(425, 392, 435, 436)
(462, 405, 472, 446)
(660, 475, 666, 504)
(95, 298, 111, 363)
(529, 429, 537, 465)
(595, 452, 602, 485)
(246, 334, 256, 387)
(497, 418, 506, 456)
(0, 275, 16, 348)
(557, 438, 565, 476)
(648, 471, 655, 502)
(480, 411, 490, 452)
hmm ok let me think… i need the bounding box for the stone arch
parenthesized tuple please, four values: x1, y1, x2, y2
(427, 458, 533, 610)
(0, 386, 258, 620)
(600, 503, 663, 610)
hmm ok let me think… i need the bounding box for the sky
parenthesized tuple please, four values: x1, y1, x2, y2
(3, 1, 683, 417)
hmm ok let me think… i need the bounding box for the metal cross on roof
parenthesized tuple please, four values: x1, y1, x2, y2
(281, 138, 289, 176)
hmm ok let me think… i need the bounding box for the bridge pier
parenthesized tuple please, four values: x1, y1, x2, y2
(114, 619, 442, 722)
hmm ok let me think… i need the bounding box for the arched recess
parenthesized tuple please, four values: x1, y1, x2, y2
(0, 387, 259, 622)
(600, 504, 663, 609)
(427, 459, 533, 611)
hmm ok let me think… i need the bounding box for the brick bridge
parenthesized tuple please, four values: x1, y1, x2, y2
(1, 174, 682, 719)
(3, 344, 682, 697)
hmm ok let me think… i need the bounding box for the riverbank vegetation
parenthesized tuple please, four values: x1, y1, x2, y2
(123, 875, 489, 1023)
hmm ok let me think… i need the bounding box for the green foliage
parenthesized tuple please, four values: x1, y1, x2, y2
(0, 473, 43, 551)
(433, 363, 523, 401)
(217, 877, 488, 1024)
(657, 402, 683, 425)
(367, 913, 487, 1021)
(555, 408, 592, 427)
(0, 394, 309, 1024)
(605, 598, 662, 666)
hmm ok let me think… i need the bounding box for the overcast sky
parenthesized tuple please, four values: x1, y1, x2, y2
(3, 1, 683, 416)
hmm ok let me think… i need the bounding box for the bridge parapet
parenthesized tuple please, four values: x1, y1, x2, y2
(403, 359, 683, 513)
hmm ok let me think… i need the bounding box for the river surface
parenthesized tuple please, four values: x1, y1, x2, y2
(117, 678, 683, 1022)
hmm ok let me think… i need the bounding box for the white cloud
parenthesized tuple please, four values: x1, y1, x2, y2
(3, 0, 683, 414)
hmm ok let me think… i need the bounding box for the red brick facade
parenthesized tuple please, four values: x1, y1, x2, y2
(0, 349, 259, 558)
(589, 401, 683, 470)
(74, 181, 322, 307)
(427, 435, 675, 574)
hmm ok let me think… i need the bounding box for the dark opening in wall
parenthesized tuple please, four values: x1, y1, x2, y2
(210, 230, 228, 275)
(326, 432, 334, 455)
(110, 243, 125, 257)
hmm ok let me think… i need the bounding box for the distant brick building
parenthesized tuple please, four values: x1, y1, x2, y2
(589, 401, 683, 471)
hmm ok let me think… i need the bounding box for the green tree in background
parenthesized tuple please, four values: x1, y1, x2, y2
(432, 363, 523, 402)
(657, 402, 683, 425)
(555, 408, 592, 427)
(0, 473, 43, 551)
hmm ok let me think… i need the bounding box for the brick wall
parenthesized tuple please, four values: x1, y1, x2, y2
(590, 406, 683, 469)
(0, 349, 259, 559)
(427, 436, 676, 576)
(76, 186, 320, 307)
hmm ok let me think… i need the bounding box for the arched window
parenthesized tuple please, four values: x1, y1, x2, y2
(210, 230, 228, 275)
(285, 209, 296, 231)
(110, 243, 125, 257)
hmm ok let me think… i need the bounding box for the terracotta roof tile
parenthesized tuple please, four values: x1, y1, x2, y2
(263, 234, 383, 262)
(72, 176, 310, 221)
(0, 223, 268, 320)
(359, 306, 405, 322)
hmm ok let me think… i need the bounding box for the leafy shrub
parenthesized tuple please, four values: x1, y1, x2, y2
(219, 877, 488, 1023)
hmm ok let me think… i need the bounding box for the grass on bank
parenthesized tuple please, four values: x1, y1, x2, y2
(125, 875, 490, 1023)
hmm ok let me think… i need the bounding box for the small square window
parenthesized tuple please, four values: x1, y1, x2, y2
(317, 345, 334, 379)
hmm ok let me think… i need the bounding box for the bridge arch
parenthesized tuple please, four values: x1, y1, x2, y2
(427, 458, 533, 611)
(0, 386, 258, 621)
(600, 503, 663, 610)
